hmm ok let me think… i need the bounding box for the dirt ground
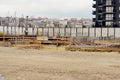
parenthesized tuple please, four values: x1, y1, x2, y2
(0, 47, 120, 80)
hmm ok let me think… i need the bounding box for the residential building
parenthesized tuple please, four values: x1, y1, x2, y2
(93, 0, 120, 27)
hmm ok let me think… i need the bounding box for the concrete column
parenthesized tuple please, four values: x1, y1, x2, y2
(3, 26, 5, 35)
(114, 28, 116, 39)
(64, 28, 66, 37)
(94, 28, 96, 37)
(32, 28, 34, 35)
(88, 27, 90, 37)
(107, 28, 109, 39)
(59, 27, 60, 37)
(48, 27, 49, 37)
(101, 27, 102, 39)
(70, 27, 72, 37)
(76, 27, 78, 37)
(42, 27, 44, 36)
(82, 27, 83, 36)
(53, 27, 55, 36)
(11, 26, 12, 35)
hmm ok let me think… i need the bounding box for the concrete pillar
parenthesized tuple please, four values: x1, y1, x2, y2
(42, 27, 44, 36)
(48, 27, 49, 37)
(70, 27, 72, 37)
(88, 27, 90, 37)
(101, 27, 102, 39)
(59, 27, 60, 37)
(76, 27, 78, 37)
(94, 28, 96, 37)
(53, 27, 55, 36)
(107, 28, 109, 39)
(82, 27, 83, 36)
(114, 28, 116, 39)
(64, 28, 66, 37)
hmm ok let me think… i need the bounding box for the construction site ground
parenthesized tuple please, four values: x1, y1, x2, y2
(0, 47, 120, 80)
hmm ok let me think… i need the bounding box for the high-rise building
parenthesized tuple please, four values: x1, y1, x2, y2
(93, 0, 120, 27)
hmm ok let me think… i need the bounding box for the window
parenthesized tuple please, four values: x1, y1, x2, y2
(106, 0, 112, 5)
(106, 22, 113, 26)
(106, 7, 113, 13)
(106, 14, 113, 20)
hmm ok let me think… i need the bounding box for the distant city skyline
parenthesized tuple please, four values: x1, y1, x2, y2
(0, 0, 93, 19)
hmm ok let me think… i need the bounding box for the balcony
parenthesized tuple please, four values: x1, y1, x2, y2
(98, 10, 103, 13)
(98, 3, 103, 6)
(93, 18, 96, 22)
(92, 4, 96, 8)
(92, 11, 96, 15)
(103, 11, 115, 14)
(98, 18, 103, 20)
(103, 2, 116, 6)
(102, 9, 115, 14)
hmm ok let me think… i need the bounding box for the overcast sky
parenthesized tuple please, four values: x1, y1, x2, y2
(0, 0, 93, 19)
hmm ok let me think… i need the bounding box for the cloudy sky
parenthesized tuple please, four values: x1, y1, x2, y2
(0, 0, 93, 18)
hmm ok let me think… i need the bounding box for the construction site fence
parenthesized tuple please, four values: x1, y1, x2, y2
(0, 26, 120, 39)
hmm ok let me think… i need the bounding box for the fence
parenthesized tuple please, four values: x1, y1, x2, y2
(0, 26, 120, 38)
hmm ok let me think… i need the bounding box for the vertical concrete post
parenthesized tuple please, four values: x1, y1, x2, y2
(64, 28, 66, 37)
(82, 27, 83, 36)
(42, 27, 44, 36)
(76, 27, 78, 37)
(22, 26, 23, 35)
(3, 26, 5, 36)
(36, 28, 38, 36)
(101, 27, 102, 40)
(59, 27, 60, 37)
(7, 17, 9, 35)
(53, 27, 55, 36)
(94, 28, 96, 37)
(88, 27, 90, 37)
(48, 27, 49, 37)
(32, 27, 34, 35)
(18, 26, 20, 36)
(107, 27, 109, 39)
(11, 26, 12, 35)
(114, 28, 116, 40)
(70, 27, 72, 37)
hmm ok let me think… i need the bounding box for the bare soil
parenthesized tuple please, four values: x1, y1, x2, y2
(0, 47, 120, 80)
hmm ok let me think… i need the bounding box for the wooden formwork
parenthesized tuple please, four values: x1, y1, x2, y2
(65, 40, 120, 52)
(65, 46, 120, 52)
